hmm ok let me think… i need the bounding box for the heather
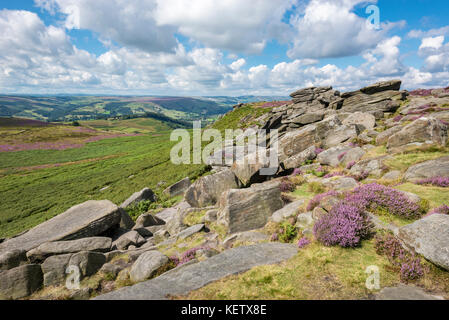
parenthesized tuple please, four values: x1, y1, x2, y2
(279, 178, 296, 193)
(374, 232, 426, 282)
(259, 100, 293, 108)
(416, 176, 449, 187)
(324, 171, 345, 178)
(409, 89, 433, 96)
(313, 203, 374, 248)
(173, 246, 211, 266)
(426, 205, 449, 216)
(345, 183, 423, 219)
(297, 237, 311, 249)
(306, 190, 339, 211)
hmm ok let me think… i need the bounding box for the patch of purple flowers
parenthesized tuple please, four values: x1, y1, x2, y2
(409, 89, 433, 96)
(416, 176, 449, 187)
(393, 115, 403, 122)
(345, 183, 422, 219)
(279, 178, 296, 192)
(291, 168, 302, 176)
(426, 204, 449, 216)
(173, 246, 210, 266)
(314, 147, 324, 154)
(297, 237, 311, 249)
(346, 161, 356, 170)
(323, 171, 345, 178)
(313, 203, 374, 248)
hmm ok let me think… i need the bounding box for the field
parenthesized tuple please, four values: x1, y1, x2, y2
(0, 117, 206, 238)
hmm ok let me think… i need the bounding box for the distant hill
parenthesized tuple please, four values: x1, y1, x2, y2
(0, 95, 288, 122)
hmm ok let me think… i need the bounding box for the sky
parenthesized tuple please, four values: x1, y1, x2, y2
(0, 0, 448, 96)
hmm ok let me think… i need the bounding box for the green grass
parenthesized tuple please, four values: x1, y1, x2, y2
(395, 183, 449, 208)
(181, 240, 401, 300)
(384, 146, 449, 172)
(0, 132, 208, 238)
(211, 104, 273, 133)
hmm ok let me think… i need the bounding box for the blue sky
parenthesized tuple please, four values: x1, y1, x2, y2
(0, 0, 448, 95)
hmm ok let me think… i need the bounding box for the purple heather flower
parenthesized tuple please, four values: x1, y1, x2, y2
(314, 147, 324, 154)
(297, 237, 311, 249)
(393, 115, 403, 122)
(417, 176, 449, 188)
(426, 204, 449, 217)
(346, 161, 356, 170)
(337, 152, 347, 161)
(306, 190, 339, 211)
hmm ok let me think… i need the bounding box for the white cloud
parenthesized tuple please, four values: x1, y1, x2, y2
(287, 0, 397, 59)
(154, 0, 296, 54)
(36, 0, 178, 53)
(419, 36, 445, 50)
(229, 59, 246, 71)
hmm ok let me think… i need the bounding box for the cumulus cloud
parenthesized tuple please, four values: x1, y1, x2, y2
(154, 0, 296, 54)
(35, 0, 178, 53)
(287, 0, 401, 59)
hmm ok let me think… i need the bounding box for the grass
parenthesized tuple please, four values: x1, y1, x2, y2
(211, 104, 273, 133)
(291, 183, 315, 200)
(395, 183, 449, 208)
(384, 146, 449, 172)
(180, 239, 401, 300)
(0, 130, 208, 238)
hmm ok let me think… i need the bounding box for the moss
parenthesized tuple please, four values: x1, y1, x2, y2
(308, 182, 326, 194)
(183, 209, 206, 226)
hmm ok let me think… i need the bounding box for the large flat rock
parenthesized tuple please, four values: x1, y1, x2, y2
(0, 200, 121, 253)
(94, 243, 297, 300)
(376, 284, 444, 300)
(398, 214, 449, 270)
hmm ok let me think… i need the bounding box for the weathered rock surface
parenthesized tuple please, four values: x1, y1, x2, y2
(342, 112, 376, 130)
(120, 188, 156, 208)
(387, 117, 448, 150)
(375, 126, 403, 145)
(133, 214, 166, 230)
(94, 243, 297, 300)
(0, 200, 121, 253)
(129, 251, 170, 283)
(350, 156, 391, 178)
(322, 177, 358, 191)
(184, 169, 239, 207)
(218, 182, 284, 234)
(398, 214, 449, 270)
(41, 253, 72, 287)
(68, 251, 106, 277)
(0, 264, 43, 299)
(112, 231, 146, 250)
(404, 156, 449, 182)
(282, 146, 316, 170)
(26, 237, 112, 263)
(382, 170, 401, 180)
(317, 146, 352, 167)
(376, 284, 444, 300)
(231, 149, 274, 186)
(0, 249, 27, 271)
(176, 224, 206, 240)
(270, 200, 304, 223)
(163, 178, 191, 197)
(360, 79, 402, 95)
(118, 208, 135, 230)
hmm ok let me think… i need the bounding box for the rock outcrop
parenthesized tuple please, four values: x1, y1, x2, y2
(217, 181, 284, 234)
(0, 200, 121, 253)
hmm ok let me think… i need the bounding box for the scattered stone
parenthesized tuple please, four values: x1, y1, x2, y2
(27, 237, 112, 263)
(95, 243, 298, 300)
(382, 170, 401, 180)
(133, 228, 153, 238)
(68, 251, 106, 277)
(185, 169, 239, 207)
(129, 251, 170, 283)
(112, 231, 146, 250)
(387, 117, 448, 150)
(0, 249, 27, 271)
(0, 200, 121, 253)
(202, 209, 218, 223)
(69, 287, 92, 300)
(0, 264, 43, 299)
(282, 146, 317, 170)
(342, 112, 376, 130)
(296, 212, 314, 231)
(350, 156, 391, 178)
(376, 284, 444, 300)
(218, 182, 284, 234)
(312, 207, 328, 221)
(120, 188, 156, 208)
(271, 200, 304, 223)
(133, 213, 166, 229)
(153, 230, 170, 244)
(176, 224, 206, 240)
(398, 214, 449, 271)
(376, 126, 403, 145)
(163, 178, 191, 197)
(317, 146, 352, 167)
(118, 208, 135, 230)
(41, 253, 72, 287)
(323, 124, 361, 148)
(231, 149, 274, 186)
(340, 147, 366, 166)
(322, 177, 358, 191)
(404, 156, 449, 182)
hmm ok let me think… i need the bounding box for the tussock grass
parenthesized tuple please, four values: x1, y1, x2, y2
(395, 183, 449, 208)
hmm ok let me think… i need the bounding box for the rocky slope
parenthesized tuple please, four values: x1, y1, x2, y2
(1, 80, 449, 300)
